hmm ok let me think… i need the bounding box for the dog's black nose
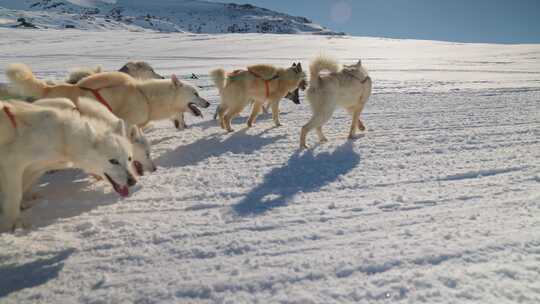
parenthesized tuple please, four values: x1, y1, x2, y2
(127, 175, 137, 187)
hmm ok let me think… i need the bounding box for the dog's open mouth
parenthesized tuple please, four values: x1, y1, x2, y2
(133, 161, 144, 176)
(188, 103, 203, 117)
(104, 173, 129, 197)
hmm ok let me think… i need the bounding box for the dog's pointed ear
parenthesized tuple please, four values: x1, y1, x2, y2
(129, 125, 141, 142)
(356, 59, 362, 66)
(292, 62, 297, 67)
(297, 62, 302, 71)
(171, 74, 183, 88)
(114, 120, 127, 137)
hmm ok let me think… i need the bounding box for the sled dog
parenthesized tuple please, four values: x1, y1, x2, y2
(211, 78, 307, 120)
(34, 97, 157, 176)
(6, 63, 210, 129)
(0, 100, 136, 232)
(64, 62, 200, 131)
(211, 63, 305, 132)
(300, 56, 372, 148)
(65, 61, 165, 84)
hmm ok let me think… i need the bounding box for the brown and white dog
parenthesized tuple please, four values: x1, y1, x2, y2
(211, 63, 306, 132)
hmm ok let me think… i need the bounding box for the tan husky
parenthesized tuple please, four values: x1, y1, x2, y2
(211, 63, 305, 132)
(300, 56, 372, 149)
(5, 63, 210, 129)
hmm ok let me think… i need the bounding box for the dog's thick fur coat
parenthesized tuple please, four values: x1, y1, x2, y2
(33, 97, 157, 176)
(300, 56, 372, 148)
(0, 100, 136, 232)
(211, 63, 305, 132)
(65, 61, 164, 84)
(6, 63, 210, 129)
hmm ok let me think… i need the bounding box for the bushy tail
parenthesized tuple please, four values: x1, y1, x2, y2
(309, 56, 340, 89)
(66, 65, 103, 84)
(5, 63, 48, 98)
(210, 68, 226, 92)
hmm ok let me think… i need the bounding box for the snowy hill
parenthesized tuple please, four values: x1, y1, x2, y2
(0, 0, 342, 34)
(0, 28, 540, 303)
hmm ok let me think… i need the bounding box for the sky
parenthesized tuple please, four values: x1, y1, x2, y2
(213, 0, 540, 44)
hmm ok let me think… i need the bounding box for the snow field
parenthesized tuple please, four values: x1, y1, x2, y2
(0, 29, 539, 303)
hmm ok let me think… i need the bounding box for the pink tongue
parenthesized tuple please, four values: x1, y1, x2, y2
(118, 186, 129, 198)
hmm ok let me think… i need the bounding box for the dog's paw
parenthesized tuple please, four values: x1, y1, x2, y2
(358, 120, 366, 131)
(21, 195, 42, 210)
(348, 134, 364, 140)
(174, 120, 188, 130)
(0, 218, 26, 233)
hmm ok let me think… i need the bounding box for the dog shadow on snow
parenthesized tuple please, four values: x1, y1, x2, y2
(156, 128, 286, 168)
(232, 142, 360, 216)
(185, 110, 292, 130)
(19, 170, 135, 230)
(0, 248, 75, 298)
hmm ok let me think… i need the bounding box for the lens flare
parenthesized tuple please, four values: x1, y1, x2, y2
(330, 1, 352, 24)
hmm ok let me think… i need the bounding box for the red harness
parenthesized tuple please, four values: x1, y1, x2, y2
(80, 87, 113, 112)
(3, 106, 17, 129)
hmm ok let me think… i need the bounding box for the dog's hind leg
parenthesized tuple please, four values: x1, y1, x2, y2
(270, 99, 282, 127)
(0, 166, 24, 232)
(300, 103, 335, 148)
(247, 101, 263, 127)
(223, 104, 244, 133)
(218, 105, 228, 129)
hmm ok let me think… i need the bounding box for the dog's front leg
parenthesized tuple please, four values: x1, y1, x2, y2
(0, 166, 25, 232)
(173, 112, 187, 130)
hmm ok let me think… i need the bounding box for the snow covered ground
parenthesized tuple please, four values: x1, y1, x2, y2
(0, 29, 539, 303)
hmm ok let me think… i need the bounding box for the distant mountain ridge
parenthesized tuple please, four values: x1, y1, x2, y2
(0, 0, 344, 35)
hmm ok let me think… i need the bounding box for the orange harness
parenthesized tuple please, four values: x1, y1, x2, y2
(3, 106, 17, 129)
(80, 87, 113, 112)
(249, 71, 279, 98)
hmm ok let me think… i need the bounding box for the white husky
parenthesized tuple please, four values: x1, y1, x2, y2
(300, 56, 372, 148)
(63, 62, 200, 131)
(0, 100, 137, 232)
(33, 97, 157, 176)
(5, 63, 210, 129)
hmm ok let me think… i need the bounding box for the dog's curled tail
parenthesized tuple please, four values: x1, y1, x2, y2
(210, 68, 226, 92)
(6, 63, 48, 98)
(66, 65, 103, 84)
(309, 56, 340, 89)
